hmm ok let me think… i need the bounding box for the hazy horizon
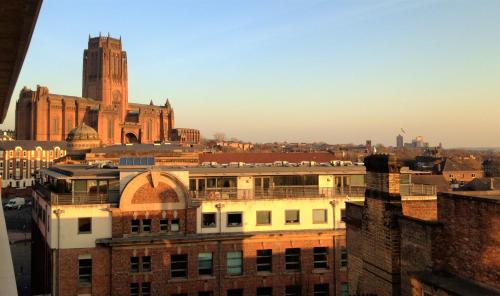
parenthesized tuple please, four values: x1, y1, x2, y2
(1, 0, 499, 147)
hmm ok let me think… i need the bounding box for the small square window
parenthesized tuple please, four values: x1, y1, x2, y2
(131, 219, 140, 233)
(202, 213, 216, 228)
(142, 256, 151, 272)
(142, 219, 151, 232)
(256, 211, 271, 225)
(312, 209, 327, 224)
(227, 212, 242, 227)
(313, 247, 328, 269)
(285, 210, 300, 224)
(78, 217, 92, 234)
(171, 219, 180, 232)
(130, 257, 139, 273)
(160, 219, 168, 232)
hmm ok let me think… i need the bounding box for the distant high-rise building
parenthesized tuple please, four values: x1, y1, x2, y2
(396, 134, 403, 148)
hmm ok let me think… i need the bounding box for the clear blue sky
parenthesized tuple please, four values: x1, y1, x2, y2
(3, 0, 499, 147)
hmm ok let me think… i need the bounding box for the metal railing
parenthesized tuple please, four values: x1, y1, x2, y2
(34, 182, 119, 205)
(400, 184, 436, 196)
(190, 185, 367, 200)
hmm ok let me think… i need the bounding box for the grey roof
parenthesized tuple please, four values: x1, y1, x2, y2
(90, 143, 199, 154)
(0, 140, 67, 150)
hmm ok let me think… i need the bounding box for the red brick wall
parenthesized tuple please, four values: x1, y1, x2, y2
(402, 199, 437, 221)
(57, 247, 111, 296)
(434, 194, 500, 289)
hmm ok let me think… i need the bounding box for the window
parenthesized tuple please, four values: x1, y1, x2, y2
(285, 285, 301, 296)
(171, 219, 180, 232)
(202, 213, 216, 228)
(198, 252, 213, 276)
(131, 219, 140, 233)
(78, 258, 92, 284)
(256, 211, 271, 225)
(341, 247, 348, 267)
(472, 173, 476, 178)
(285, 248, 300, 271)
(141, 282, 151, 296)
(160, 219, 168, 232)
(312, 209, 327, 224)
(78, 218, 92, 234)
(256, 249, 272, 272)
(199, 292, 213, 296)
(226, 251, 243, 275)
(341, 283, 349, 296)
(130, 283, 139, 296)
(257, 287, 272, 296)
(171, 254, 188, 278)
(285, 210, 300, 224)
(227, 212, 242, 227)
(313, 284, 329, 296)
(227, 289, 243, 296)
(313, 247, 328, 269)
(142, 256, 151, 272)
(142, 219, 151, 232)
(130, 257, 139, 273)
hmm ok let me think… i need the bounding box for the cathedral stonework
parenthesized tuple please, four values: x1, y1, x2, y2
(15, 35, 199, 145)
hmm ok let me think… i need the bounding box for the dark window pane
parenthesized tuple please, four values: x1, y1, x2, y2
(78, 217, 91, 233)
(227, 289, 243, 296)
(142, 219, 151, 232)
(256, 249, 272, 272)
(285, 285, 302, 296)
(160, 219, 168, 232)
(313, 247, 328, 269)
(313, 284, 329, 296)
(171, 254, 188, 278)
(131, 219, 140, 233)
(130, 283, 139, 296)
(78, 258, 92, 284)
(198, 252, 213, 276)
(285, 248, 301, 271)
(202, 213, 216, 228)
(142, 256, 151, 272)
(130, 257, 139, 273)
(227, 212, 242, 227)
(257, 287, 272, 296)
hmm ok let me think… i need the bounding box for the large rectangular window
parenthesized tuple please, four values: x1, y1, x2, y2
(256, 211, 271, 225)
(256, 249, 272, 272)
(341, 247, 348, 267)
(226, 251, 243, 275)
(130, 257, 139, 273)
(285, 248, 301, 271)
(131, 219, 140, 233)
(285, 210, 300, 224)
(78, 217, 92, 234)
(171, 254, 188, 278)
(142, 219, 152, 232)
(141, 282, 151, 296)
(198, 252, 213, 276)
(78, 258, 92, 285)
(227, 289, 243, 296)
(130, 283, 139, 296)
(227, 212, 242, 227)
(142, 256, 151, 272)
(312, 209, 327, 224)
(313, 247, 328, 269)
(341, 283, 349, 296)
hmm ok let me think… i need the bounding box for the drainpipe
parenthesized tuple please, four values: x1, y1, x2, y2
(329, 200, 338, 296)
(215, 203, 224, 296)
(53, 208, 64, 296)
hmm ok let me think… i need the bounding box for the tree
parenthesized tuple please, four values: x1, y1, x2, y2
(213, 132, 226, 142)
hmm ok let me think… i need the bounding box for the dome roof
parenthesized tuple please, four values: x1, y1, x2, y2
(66, 123, 99, 141)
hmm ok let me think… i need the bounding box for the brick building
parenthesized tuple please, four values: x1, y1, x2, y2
(344, 154, 500, 296)
(0, 140, 66, 193)
(31, 160, 437, 296)
(15, 35, 200, 145)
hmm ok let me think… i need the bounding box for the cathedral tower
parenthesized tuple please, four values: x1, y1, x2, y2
(82, 34, 128, 122)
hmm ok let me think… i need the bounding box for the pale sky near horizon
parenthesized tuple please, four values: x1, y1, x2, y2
(2, 0, 499, 147)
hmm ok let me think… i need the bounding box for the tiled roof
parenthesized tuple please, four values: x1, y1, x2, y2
(199, 152, 340, 164)
(442, 158, 482, 172)
(0, 140, 67, 150)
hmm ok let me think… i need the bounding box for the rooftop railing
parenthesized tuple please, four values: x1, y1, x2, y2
(34, 182, 119, 205)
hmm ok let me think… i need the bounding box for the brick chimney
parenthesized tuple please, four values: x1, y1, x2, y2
(364, 154, 401, 197)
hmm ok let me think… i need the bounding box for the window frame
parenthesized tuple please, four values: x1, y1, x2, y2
(198, 252, 213, 276)
(256, 211, 271, 225)
(312, 209, 328, 224)
(226, 212, 243, 227)
(130, 256, 139, 273)
(285, 210, 300, 224)
(256, 249, 272, 273)
(285, 248, 301, 272)
(171, 254, 188, 278)
(78, 258, 92, 285)
(313, 247, 329, 269)
(226, 251, 243, 276)
(202, 212, 217, 228)
(78, 217, 92, 234)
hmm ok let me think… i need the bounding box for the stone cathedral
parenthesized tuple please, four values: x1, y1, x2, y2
(15, 35, 200, 145)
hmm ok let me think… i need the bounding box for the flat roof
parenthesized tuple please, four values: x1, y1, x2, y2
(439, 191, 500, 203)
